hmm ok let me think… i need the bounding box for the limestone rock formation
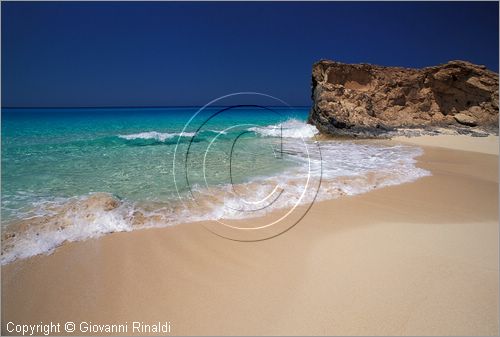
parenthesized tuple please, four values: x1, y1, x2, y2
(308, 60, 499, 137)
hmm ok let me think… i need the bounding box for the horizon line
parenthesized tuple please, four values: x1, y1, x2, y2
(2, 105, 312, 109)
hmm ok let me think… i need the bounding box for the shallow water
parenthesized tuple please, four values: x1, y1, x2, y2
(1, 106, 430, 263)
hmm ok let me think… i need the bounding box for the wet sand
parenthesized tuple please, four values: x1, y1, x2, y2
(2, 136, 499, 335)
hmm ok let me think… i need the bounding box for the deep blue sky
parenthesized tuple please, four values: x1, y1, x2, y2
(2, 1, 499, 107)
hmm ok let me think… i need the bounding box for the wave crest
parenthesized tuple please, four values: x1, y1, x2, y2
(118, 131, 196, 142)
(249, 119, 319, 139)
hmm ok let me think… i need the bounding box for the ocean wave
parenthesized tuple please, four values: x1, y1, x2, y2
(1, 141, 430, 265)
(118, 131, 197, 142)
(1, 193, 133, 264)
(249, 119, 320, 138)
(206, 129, 227, 135)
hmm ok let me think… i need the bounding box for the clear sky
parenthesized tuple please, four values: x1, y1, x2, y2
(2, 1, 499, 107)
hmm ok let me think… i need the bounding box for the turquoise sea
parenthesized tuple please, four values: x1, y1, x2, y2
(1, 106, 429, 263)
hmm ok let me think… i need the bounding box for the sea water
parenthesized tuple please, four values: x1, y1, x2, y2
(1, 107, 430, 263)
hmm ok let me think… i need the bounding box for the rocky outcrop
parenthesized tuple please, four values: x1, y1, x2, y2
(308, 60, 499, 137)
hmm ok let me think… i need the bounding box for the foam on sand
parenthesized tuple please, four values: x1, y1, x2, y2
(1, 136, 430, 264)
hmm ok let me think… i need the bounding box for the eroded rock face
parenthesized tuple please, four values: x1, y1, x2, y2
(308, 60, 499, 137)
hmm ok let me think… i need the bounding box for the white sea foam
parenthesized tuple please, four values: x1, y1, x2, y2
(118, 131, 196, 141)
(2, 122, 430, 265)
(1, 193, 135, 264)
(193, 140, 430, 220)
(249, 119, 320, 138)
(208, 129, 228, 135)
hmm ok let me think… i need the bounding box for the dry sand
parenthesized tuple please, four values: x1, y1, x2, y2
(393, 134, 499, 155)
(1, 136, 499, 335)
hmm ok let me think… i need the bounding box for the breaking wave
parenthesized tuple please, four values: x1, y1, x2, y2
(249, 119, 320, 138)
(1, 120, 430, 264)
(118, 131, 197, 142)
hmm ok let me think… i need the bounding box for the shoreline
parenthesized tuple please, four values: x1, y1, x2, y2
(2, 135, 499, 335)
(0, 131, 427, 264)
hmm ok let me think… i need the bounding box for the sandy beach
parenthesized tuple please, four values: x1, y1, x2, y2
(2, 2, 498, 336)
(1, 135, 498, 336)
(393, 133, 499, 155)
